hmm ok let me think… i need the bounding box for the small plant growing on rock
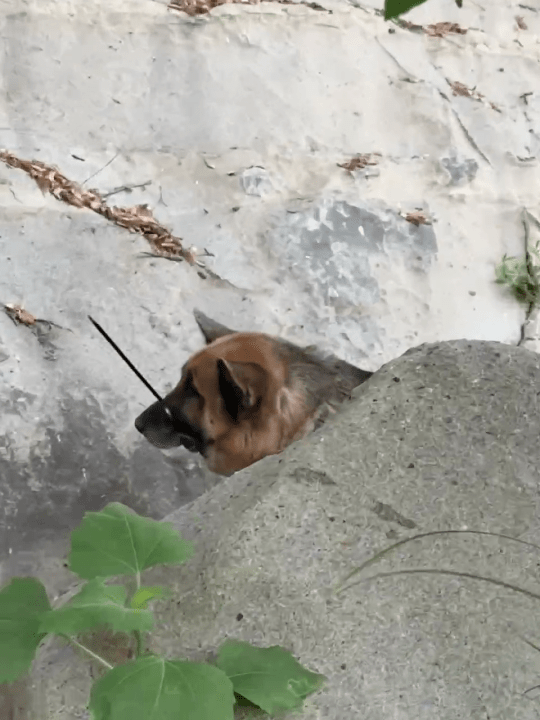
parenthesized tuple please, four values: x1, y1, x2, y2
(495, 241, 540, 308)
(0, 503, 324, 719)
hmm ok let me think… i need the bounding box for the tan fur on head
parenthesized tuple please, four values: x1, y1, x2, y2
(135, 311, 372, 475)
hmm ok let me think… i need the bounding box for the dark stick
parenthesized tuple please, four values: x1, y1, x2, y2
(88, 316, 162, 402)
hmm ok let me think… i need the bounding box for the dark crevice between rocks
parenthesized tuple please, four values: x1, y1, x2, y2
(517, 210, 537, 347)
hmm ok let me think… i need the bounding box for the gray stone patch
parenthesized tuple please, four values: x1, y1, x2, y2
(272, 198, 438, 308)
(239, 166, 274, 197)
(440, 155, 479, 185)
(1, 387, 38, 415)
(201, 227, 269, 291)
(371, 500, 417, 529)
(291, 466, 336, 485)
(0, 392, 207, 564)
(32, 321, 62, 361)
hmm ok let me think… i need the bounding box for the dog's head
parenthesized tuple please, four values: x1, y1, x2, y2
(134, 342, 269, 472)
(135, 310, 373, 475)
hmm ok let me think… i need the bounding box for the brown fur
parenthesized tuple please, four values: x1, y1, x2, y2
(134, 310, 372, 475)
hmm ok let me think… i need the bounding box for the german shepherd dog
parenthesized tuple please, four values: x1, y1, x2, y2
(135, 310, 373, 475)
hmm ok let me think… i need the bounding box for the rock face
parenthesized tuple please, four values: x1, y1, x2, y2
(1, 0, 540, 713)
(1, 0, 539, 584)
(29, 340, 540, 719)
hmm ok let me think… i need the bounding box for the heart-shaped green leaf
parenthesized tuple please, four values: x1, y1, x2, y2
(69, 503, 194, 580)
(384, 0, 428, 20)
(0, 578, 51, 682)
(89, 655, 235, 720)
(216, 640, 325, 714)
(39, 579, 153, 636)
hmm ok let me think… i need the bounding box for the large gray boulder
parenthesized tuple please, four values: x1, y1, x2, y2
(27, 339, 540, 719)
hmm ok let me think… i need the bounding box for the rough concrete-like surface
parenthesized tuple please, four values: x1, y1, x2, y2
(1, 0, 538, 581)
(1, 0, 540, 712)
(31, 340, 540, 719)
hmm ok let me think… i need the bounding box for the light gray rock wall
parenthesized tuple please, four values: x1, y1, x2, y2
(0, 0, 538, 600)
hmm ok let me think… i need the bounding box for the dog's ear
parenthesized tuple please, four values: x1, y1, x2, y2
(217, 358, 265, 420)
(193, 309, 236, 345)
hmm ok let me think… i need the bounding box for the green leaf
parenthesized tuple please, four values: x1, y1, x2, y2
(0, 577, 51, 682)
(39, 579, 153, 636)
(69, 503, 194, 580)
(130, 586, 168, 610)
(384, 0, 428, 20)
(89, 655, 235, 720)
(216, 640, 325, 714)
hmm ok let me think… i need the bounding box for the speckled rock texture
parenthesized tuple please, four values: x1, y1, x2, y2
(1, 0, 539, 585)
(30, 340, 540, 719)
(1, 0, 540, 714)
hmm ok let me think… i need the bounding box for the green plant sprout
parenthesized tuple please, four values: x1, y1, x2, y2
(383, 0, 462, 22)
(0, 503, 324, 719)
(495, 241, 540, 308)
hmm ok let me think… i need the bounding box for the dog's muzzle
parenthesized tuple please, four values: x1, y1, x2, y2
(135, 401, 205, 454)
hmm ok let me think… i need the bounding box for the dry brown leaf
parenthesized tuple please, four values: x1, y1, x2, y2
(4, 303, 36, 326)
(403, 211, 430, 226)
(168, 0, 247, 16)
(425, 22, 467, 37)
(168, 0, 327, 15)
(447, 80, 501, 112)
(398, 19, 467, 36)
(133, 204, 154, 220)
(183, 246, 199, 264)
(449, 80, 476, 98)
(0, 150, 195, 264)
(516, 15, 527, 30)
(338, 153, 380, 172)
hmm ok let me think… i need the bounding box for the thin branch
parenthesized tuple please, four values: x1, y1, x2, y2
(102, 181, 152, 199)
(340, 568, 540, 604)
(64, 635, 114, 670)
(519, 635, 540, 654)
(336, 529, 540, 592)
(82, 153, 119, 186)
(0, 150, 195, 264)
